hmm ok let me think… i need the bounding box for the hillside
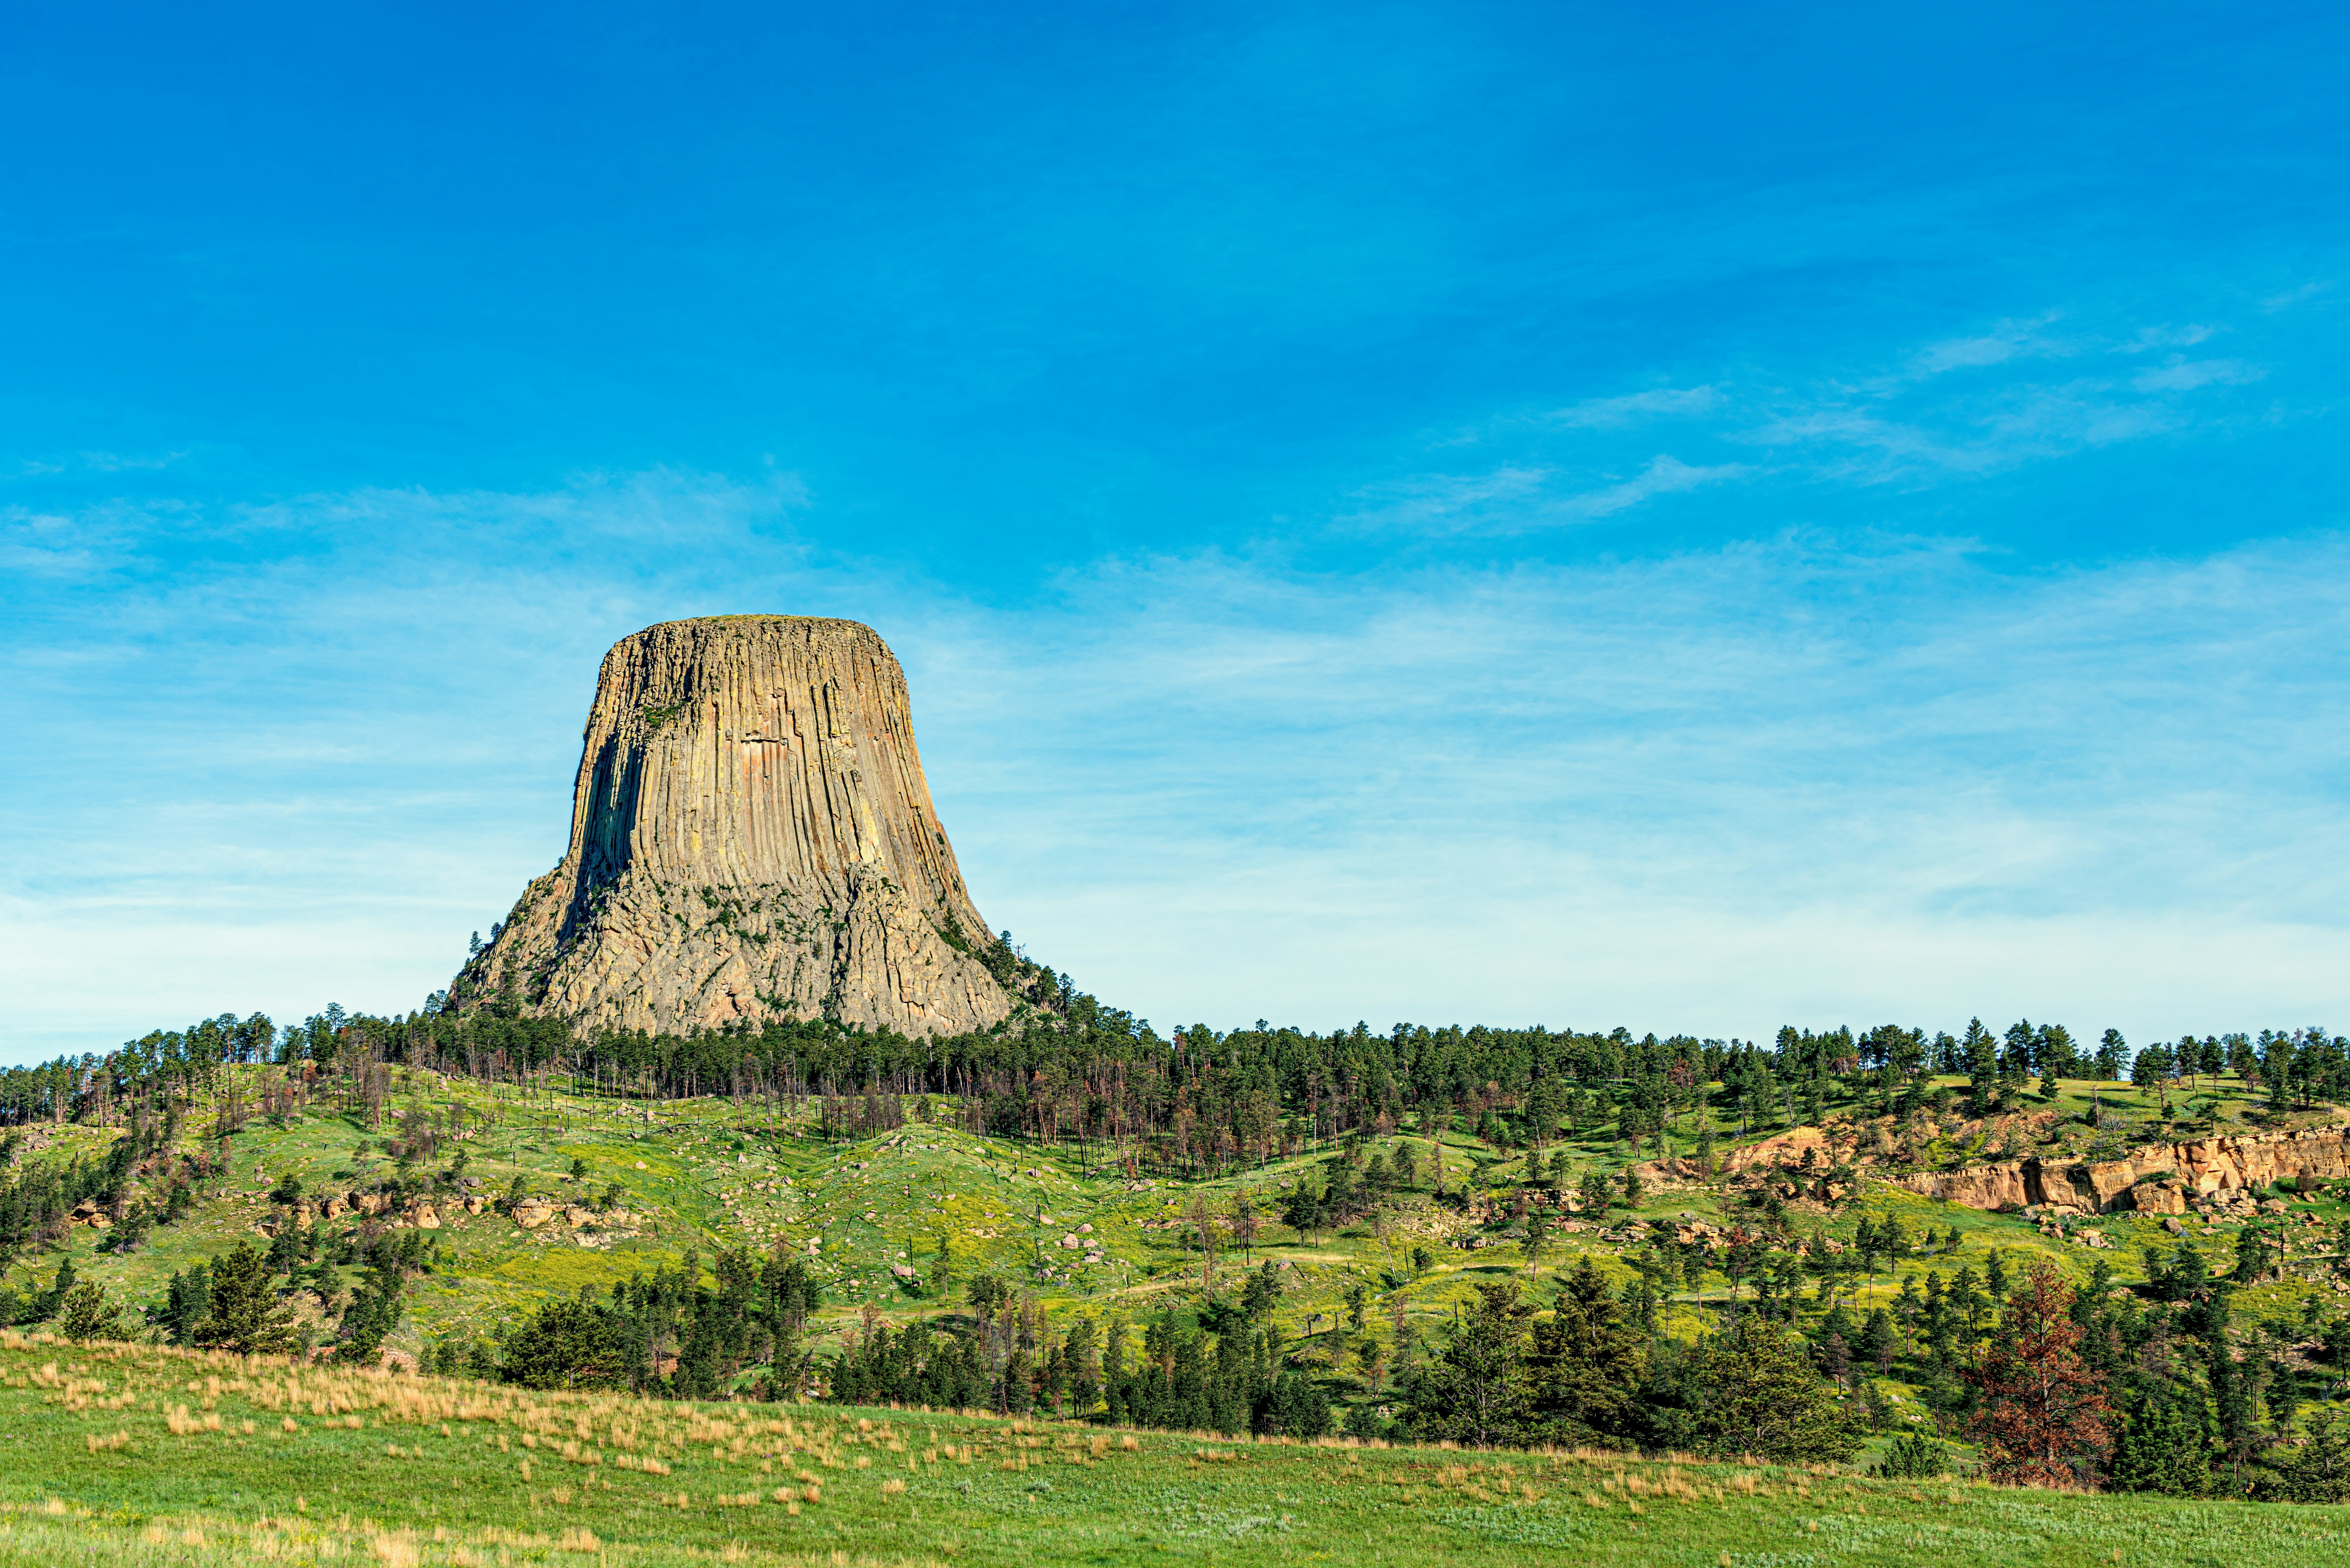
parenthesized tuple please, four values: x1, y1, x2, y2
(8, 1053, 2350, 1473)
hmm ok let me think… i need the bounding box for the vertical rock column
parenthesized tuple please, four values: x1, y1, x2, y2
(453, 615, 1016, 1036)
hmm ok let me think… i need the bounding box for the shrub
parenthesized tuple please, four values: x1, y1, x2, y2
(1874, 1430, 1950, 1479)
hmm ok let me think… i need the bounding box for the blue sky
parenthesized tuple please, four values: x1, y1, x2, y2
(4, 2, 2346, 1061)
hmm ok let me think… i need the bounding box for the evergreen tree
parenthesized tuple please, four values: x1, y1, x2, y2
(1690, 1312, 1861, 1462)
(57, 1279, 122, 1342)
(1966, 1264, 2111, 1486)
(1404, 1280, 1535, 1447)
(1524, 1258, 1644, 1446)
(2107, 1391, 2211, 1496)
(193, 1240, 298, 1356)
(162, 1263, 211, 1346)
(502, 1296, 628, 1390)
(1961, 1019, 1999, 1116)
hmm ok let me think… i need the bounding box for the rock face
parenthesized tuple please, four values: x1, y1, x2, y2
(1895, 1122, 2350, 1215)
(453, 616, 1015, 1037)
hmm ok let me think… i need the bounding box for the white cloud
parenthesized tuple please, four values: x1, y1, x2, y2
(2261, 281, 2333, 314)
(1425, 309, 2278, 501)
(6, 464, 2345, 1056)
(1550, 455, 1753, 519)
(2124, 324, 2217, 352)
(1340, 455, 1749, 534)
(2130, 357, 2264, 392)
(919, 530, 2350, 1041)
(1905, 314, 2072, 377)
(1543, 386, 1720, 427)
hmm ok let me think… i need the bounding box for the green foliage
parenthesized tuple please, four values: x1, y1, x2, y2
(1874, 1430, 1951, 1478)
(1403, 1281, 1535, 1447)
(500, 1295, 627, 1390)
(1689, 1312, 1863, 1462)
(2268, 1411, 2350, 1503)
(57, 1278, 122, 1342)
(191, 1240, 298, 1356)
(161, 1262, 210, 1346)
(2108, 1392, 2212, 1496)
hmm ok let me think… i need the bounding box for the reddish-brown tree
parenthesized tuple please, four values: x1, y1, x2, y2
(1966, 1262, 2113, 1486)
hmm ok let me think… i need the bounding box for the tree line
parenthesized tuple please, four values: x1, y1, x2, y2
(13, 973, 2344, 1182)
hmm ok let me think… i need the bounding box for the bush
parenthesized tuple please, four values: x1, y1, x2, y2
(57, 1280, 122, 1343)
(1874, 1430, 1950, 1479)
(501, 1297, 626, 1390)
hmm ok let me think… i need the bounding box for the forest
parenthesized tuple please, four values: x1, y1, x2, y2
(5, 937, 2344, 1176)
(2, 948, 2347, 1502)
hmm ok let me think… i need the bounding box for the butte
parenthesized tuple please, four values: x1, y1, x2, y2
(450, 615, 1018, 1037)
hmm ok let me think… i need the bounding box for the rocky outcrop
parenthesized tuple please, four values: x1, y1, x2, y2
(451, 616, 1018, 1037)
(1898, 1122, 2350, 1215)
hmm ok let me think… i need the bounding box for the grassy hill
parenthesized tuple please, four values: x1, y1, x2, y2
(8, 1063, 2347, 1436)
(1, 1331, 2345, 1567)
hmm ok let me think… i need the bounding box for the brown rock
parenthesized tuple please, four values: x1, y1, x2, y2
(513, 1198, 558, 1230)
(563, 1205, 594, 1228)
(1899, 1123, 2350, 1216)
(447, 616, 1019, 1037)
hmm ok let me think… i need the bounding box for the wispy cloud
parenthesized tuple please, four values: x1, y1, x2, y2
(1381, 308, 2283, 522)
(1543, 386, 1721, 427)
(2261, 281, 2333, 313)
(1339, 454, 1751, 534)
(1552, 455, 1753, 519)
(937, 529, 2350, 1037)
(2130, 357, 2263, 393)
(16, 469, 2338, 1056)
(1904, 314, 2074, 377)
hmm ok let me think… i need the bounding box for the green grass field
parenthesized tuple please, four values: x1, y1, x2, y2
(1, 1331, 2344, 1567)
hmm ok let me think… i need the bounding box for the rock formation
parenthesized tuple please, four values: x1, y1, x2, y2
(1638, 1115, 2350, 1217)
(451, 615, 1018, 1037)
(1892, 1120, 2350, 1216)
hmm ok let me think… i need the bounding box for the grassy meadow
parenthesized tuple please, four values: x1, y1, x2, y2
(0, 1331, 2345, 1567)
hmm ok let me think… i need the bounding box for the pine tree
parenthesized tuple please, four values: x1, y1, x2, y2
(1692, 1313, 1861, 1461)
(2106, 1391, 2210, 1494)
(1965, 1263, 2112, 1486)
(57, 1280, 121, 1343)
(193, 1240, 299, 1356)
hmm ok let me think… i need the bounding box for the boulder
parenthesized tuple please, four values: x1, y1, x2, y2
(564, 1206, 594, 1228)
(512, 1198, 558, 1230)
(2118, 1181, 2188, 1215)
